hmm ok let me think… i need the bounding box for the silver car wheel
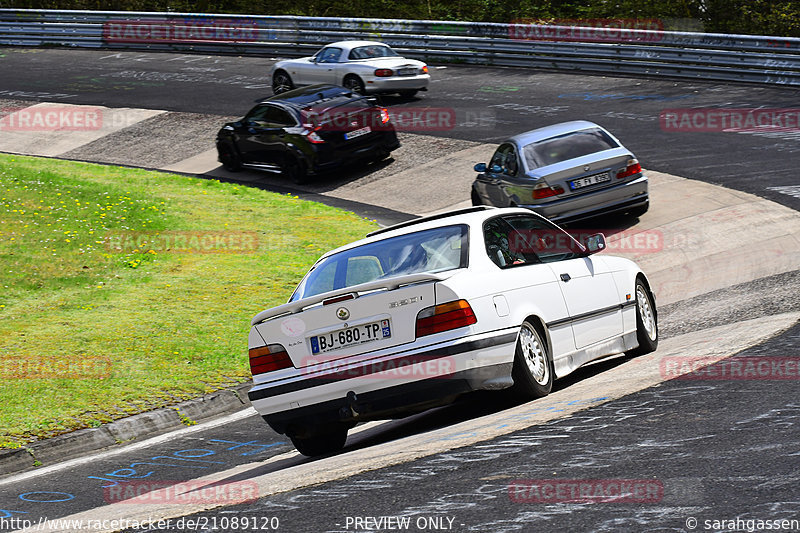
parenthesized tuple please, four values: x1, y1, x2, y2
(519, 324, 549, 386)
(636, 285, 657, 341)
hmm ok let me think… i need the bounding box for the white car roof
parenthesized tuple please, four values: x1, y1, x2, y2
(315, 206, 534, 262)
(323, 40, 394, 53)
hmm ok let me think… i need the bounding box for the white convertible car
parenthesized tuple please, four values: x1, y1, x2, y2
(270, 40, 430, 96)
(248, 207, 658, 455)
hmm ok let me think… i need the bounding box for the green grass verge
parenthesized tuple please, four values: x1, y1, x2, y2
(0, 153, 377, 448)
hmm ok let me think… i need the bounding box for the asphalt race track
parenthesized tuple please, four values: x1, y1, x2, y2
(0, 46, 799, 533)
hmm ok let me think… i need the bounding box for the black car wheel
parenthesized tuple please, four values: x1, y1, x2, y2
(343, 75, 366, 95)
(217, 141, 242, 172)
(471, 188, 483, 206)
(281, 155, 307, 184)
(272, 71, 295, 94)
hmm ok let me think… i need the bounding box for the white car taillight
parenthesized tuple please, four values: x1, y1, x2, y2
(249, 344, 292, 375)
(416, 300, 477, 337)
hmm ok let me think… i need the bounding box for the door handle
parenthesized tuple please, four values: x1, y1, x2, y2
(560, 273, 571, 282)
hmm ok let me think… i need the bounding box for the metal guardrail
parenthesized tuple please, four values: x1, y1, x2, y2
(1, 9, 799, 87)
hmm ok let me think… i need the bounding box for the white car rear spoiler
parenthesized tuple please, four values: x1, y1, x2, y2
(251, 272, 448, 325)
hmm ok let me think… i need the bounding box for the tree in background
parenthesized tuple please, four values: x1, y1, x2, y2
(1, 0, 797, 36)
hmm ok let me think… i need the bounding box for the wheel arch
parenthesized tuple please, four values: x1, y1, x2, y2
(634, 272, 657, 321)
(518, 314, 553, 363)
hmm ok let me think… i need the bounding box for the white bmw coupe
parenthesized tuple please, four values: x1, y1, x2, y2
(248, 207, 658, 455)
(270, 40, 430, 96)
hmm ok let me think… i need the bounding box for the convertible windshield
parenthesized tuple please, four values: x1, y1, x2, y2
(522, 127, 619, 169)
(348, 45, 399, 60)
(291, 225, 468, 301)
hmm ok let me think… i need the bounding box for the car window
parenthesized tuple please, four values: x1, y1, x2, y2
(291, 225, 468, 301)
(489, 144, 519, 176)
(503, 215, 585, 263)
(348, 45, 399, 60)
(484, 215, 584, 267)
(483, 217, 530, 268)
(246, 105, 296, 127)
(315, 47, 343, 63)
(522, 128, 620, 169)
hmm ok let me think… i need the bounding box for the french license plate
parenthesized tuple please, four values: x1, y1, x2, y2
(310, 319, 392, 354)
(398, 68, 416, 76)
(569, 172, 611, 190)
(344, 126, 371, 140)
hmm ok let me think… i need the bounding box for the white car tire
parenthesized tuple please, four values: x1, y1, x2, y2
(511, 321, 553, 400)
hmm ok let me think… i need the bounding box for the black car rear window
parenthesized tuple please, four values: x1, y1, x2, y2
(522, 128, 619, 169)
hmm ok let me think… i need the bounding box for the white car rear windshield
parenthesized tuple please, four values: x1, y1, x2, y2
(348, 45, 399, 60)
(523, 127, 619, 169)
(291, 225, 468, 301)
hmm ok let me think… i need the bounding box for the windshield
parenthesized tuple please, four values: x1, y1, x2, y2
(290, 225, 468, 301)
(522, 127, 619, 169)
(348, 45, 399, 60)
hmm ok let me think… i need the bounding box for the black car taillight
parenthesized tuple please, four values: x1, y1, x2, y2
(617, 158, 642, 179)
(249, 344, 292, 375)
(416, 300, 477, 337)
(306, 129, 325, 144)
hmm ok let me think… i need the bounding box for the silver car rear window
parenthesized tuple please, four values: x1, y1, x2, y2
(291, 225, 468, 301)
(522, 128, 619, 169)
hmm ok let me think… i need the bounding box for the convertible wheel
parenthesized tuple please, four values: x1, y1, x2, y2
(290, 426, 348, 457)
(343, 75, 366, 95)
(628, 279, 658, 356)
(511, 321, 553, 400)
(217, 141, 242, 172)
(272, 71, 294, 94)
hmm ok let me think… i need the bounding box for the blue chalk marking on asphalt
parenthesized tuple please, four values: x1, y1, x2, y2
(173, 449, 216, 457)
(209, 439, 284, 456)
(18, 492, 75, 503)
(0, 510, 27, 518)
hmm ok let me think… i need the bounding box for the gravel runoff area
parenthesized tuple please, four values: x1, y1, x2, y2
(61, 111, 240, 169)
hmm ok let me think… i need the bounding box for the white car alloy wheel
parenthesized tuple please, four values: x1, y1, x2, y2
(512, 321, 553, 399)
(637, 284, 657, 342)
(628, 279, 658, 356)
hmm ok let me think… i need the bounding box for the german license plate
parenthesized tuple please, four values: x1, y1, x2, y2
(310, 319, 392, 354)
(569, 172, 610, 190)
(398, 68, 416, 76)
(344, 126, 371, 140)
